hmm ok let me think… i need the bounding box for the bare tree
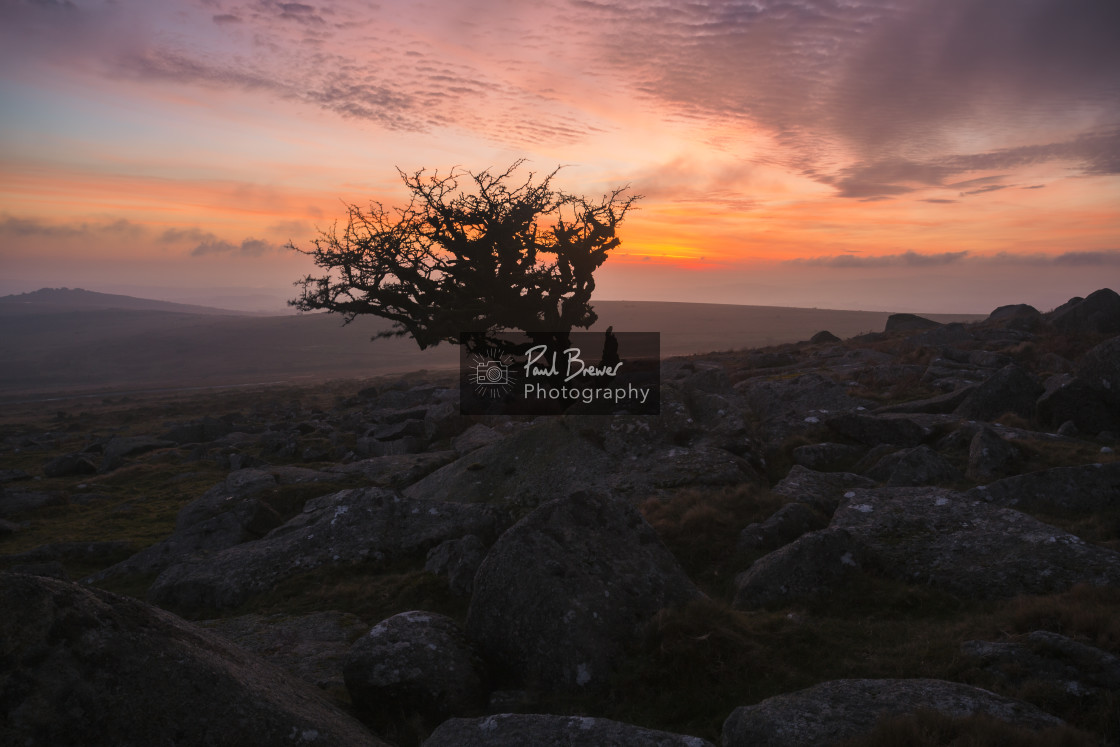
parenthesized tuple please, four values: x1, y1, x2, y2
(289, 160, 639, 353)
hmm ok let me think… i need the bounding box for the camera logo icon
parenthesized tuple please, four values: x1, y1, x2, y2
(468, 349, 515, 398)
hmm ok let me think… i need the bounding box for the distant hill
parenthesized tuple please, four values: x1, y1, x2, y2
(0, 291, 983, 398)
(0, 288, 253, 316)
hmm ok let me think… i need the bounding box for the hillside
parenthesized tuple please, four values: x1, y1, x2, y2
(0, 290, 982, 398)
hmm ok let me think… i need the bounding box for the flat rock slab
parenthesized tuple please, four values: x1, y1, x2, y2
(422, 714, 714, 747)
(149, 488, 505, 612)
(722, 678, 1061, 747)
(831, 487, 1120, 599)
(0, 573, 385, 747)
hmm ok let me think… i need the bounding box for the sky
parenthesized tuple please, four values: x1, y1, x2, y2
(1, 0, 1118, 313)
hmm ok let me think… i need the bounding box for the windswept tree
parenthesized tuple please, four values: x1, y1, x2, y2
(289, 160, 639, 353)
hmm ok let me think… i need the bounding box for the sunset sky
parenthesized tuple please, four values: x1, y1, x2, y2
(1, 0, 1118, 313)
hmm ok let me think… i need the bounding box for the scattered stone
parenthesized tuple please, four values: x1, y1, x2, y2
(326, 451, 459, 489)
(422, 714, 714, 747)
(345, 611, 487, 738)
(0, 573, 386, 747)
(732, 528, 860, 609)
(466, 491, 702, 693)
(832, 487, 1120, 598)
(722, 678, 1061, 747)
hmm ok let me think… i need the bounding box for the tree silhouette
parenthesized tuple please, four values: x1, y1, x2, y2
(289, 161, 638, 353)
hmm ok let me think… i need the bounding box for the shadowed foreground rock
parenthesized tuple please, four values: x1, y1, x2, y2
(0, 572, 385, 747)
(722, 679, 1061, 747)
(466, 491, 702, 693)
(421, 714, 714, 747)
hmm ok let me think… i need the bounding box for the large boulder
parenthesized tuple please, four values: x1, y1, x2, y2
(967, 426, 1022, 482)
(403, 420, 615, 510)
(722, 678, 1061, 747)
(825, 413, 928, 448)
(465, 492, 702, 693)
(1077, 335, 1120, 407)
(0, 573, 385, 747)
(965, 462, 1120, 513)
(863, 445, 962, 487)
(771, 466, 876, 515)
(732, 528, 860, 609)
(831, 487, 1120, 598)
(422, 714, 714, 747)
(962, 630, 1120, 696)
(736, 501, 828, 554)
(1036, 374, 1119, 435)
(954, 364, 1043, 421)
(1048, 288, 1120, 335)
(149, 488, 505, 612)
(344, 611, 488, 740)
(885, 313, 941, 333)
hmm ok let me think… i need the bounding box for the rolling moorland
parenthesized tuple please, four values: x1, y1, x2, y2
(2, 287, 1120, 746)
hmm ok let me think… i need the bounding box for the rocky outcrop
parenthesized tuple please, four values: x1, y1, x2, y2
(465, 491, 702, 693)
(0, 573, 385, 747)
(149, 488, 505, 612)
(422, 714, 714, 747)
(825, 413, 928, 448)
(831, 487, 1120, 598)
(722, 678, 1061, 747)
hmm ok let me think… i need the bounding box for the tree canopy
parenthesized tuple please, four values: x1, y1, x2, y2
(289, 161, 638, 353)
